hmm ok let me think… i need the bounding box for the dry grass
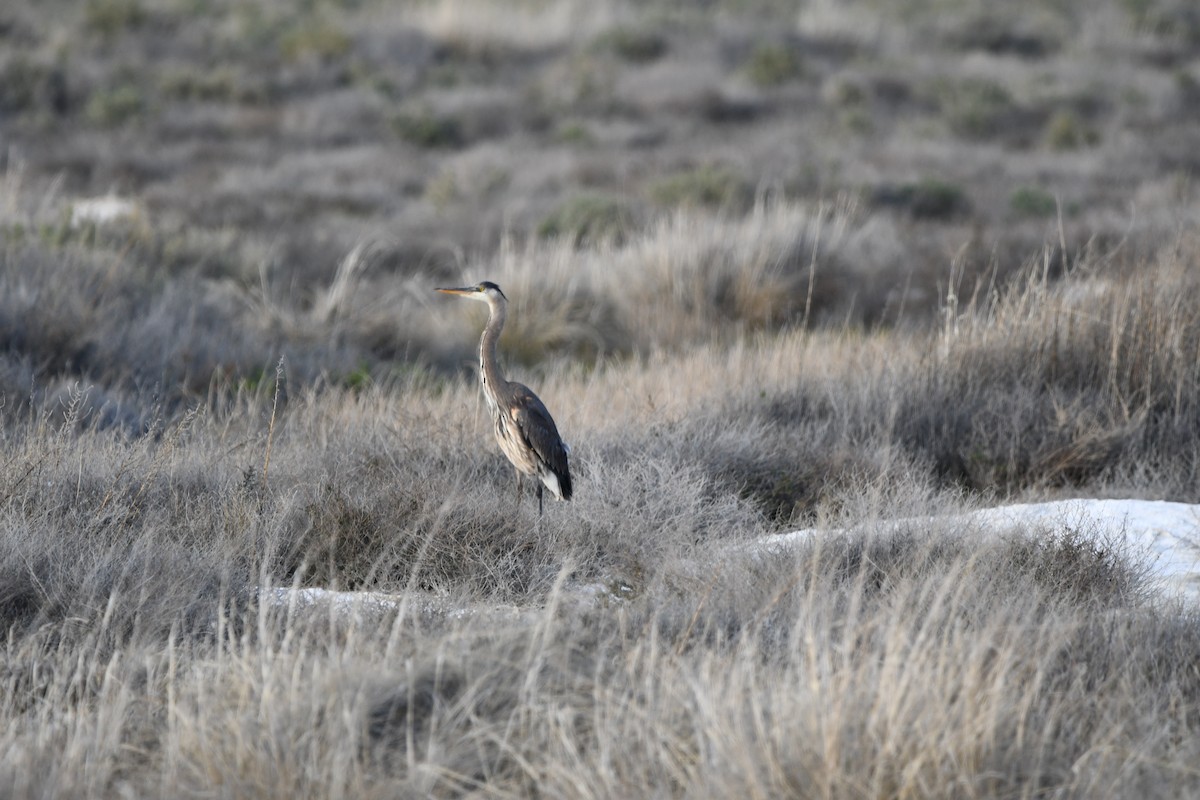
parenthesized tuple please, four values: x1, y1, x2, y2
(3, 232, 1200, 794)
(1, 457, 1197, 797)
(3, 0, 1197, 276)
(4, 0, 1200, 795)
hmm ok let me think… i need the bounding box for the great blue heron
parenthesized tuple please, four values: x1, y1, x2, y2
(435, 281, 573, 514)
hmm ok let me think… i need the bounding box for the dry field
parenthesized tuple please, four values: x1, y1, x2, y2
(3, 0, 1200, 796)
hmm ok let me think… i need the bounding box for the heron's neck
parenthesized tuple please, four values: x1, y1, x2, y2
(479, 299, 507, 402)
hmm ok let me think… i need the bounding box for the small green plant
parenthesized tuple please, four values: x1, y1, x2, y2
(1044, 109, 1099, 150)
(343, 362, 373, 392)
(235, 365, 268, 394)
(84, 0, 145, 37)
(914, 179, 969, 219)
(649, 165, 751, 211)
(159, 67, 241, 102)
(556, 122, 594, 145)
(280, 19, 351, 62)
(595, 27, 668, 63)
(825, 77, 873, 132)
(744, 43, 803, 87)
(1, 223, 27, 248)
(827, 77, 867, 108)
(1010, 186, 1058, 218)
(391, 108, 463, 148)
(84, 84, 145, 126)
(875, 178, 970, 220)
(840, 107, 874, 135)
(537, 194, 630, 247)
(938, 77, 1016, 140)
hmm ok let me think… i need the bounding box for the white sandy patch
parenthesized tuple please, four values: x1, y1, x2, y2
(762, 499, 1200, 604)
(262, 500, 1200, 615)
(70, 194, 142, 227)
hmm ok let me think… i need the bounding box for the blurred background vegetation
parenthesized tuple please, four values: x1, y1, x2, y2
(3, 0, 1199, 427)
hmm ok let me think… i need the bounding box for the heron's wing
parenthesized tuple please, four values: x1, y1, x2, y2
(508, 384, 572, 498)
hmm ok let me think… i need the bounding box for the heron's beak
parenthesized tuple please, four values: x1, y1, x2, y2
(435, 286, 478, 296)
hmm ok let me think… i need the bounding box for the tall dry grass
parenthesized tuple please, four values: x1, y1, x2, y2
(2, 494, 1197, 797)
(2, 225, 1200, 794)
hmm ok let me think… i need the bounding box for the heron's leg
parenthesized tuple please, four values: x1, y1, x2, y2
(536, 483, 543, 515)
(515, 472, 523, 507)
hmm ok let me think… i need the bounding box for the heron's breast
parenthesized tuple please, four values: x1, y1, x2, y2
(492, 413, 538, 475)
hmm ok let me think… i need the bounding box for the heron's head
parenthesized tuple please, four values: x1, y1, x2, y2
(435, 281, 507, 304)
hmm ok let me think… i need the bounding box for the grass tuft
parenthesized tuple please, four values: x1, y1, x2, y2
(536, 193, 632, 247)
(743, 42, 804, 86)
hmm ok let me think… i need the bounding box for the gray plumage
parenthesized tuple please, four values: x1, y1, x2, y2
(435, 281, 573, 513)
